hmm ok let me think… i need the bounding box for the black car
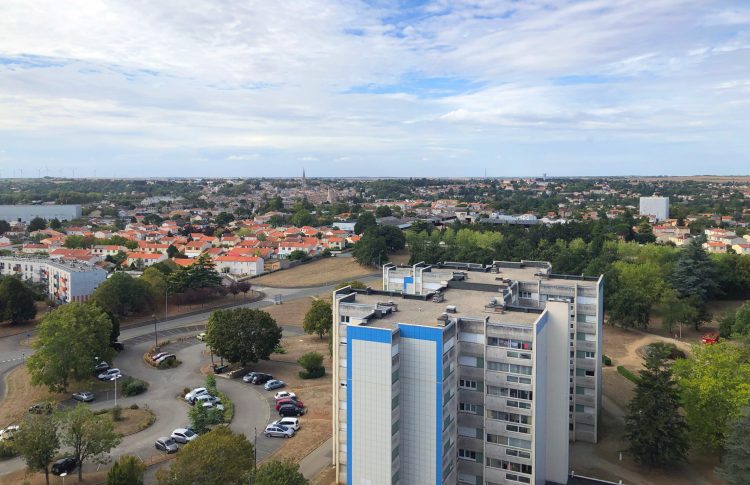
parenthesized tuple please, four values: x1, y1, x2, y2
(110, 341, 124, 351)
(28, 402, 53, 415)
(278, 403, 305, 417)
(251, 373, 273, 385)
(51, 456, 78, 475)
(93, 361, 110, 373)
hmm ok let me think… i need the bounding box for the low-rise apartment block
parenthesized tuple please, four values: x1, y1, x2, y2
(0, 256, 107, 303)
(333, 261, 603, 484)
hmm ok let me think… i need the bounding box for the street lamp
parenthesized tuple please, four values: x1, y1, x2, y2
(60, 471, 67, 485)
(152, 314, 158, 351)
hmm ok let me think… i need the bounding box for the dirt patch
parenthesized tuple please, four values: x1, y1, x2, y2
(311, 465, 336, 485)
(121, 291, 261, 328)
(0, 366, 67, 429)
(252, 258, 375, 288)
(0, 302, 53, 338)
(264, 294, 328, 327)
(112, 407, 156, 436)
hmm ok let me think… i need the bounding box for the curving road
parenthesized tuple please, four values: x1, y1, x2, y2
(0, 277, 379, 482)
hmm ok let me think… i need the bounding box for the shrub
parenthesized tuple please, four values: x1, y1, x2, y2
(111, 405, 123, 421)
(182, 387, 191, 397)
(217, 391, 234, 423)
(130, 403, 139, 410)
(617, 365, 640, 384)
(0, 440, 17, 459)
(158, 357, 180, 369)
(646, 342, 685, 360)
(205, 374, 217, 395)
(107, 455, 145, 485)
(273, 344, 286, 354)
(94, 408, 109, 415)
(121, 377, 149, 397)
(602, 355, 612, 366)
(298, 351, 325, 379)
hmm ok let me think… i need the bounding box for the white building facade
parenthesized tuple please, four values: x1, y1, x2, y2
(333, 261, 604, 484)
(0, 256, 107, 303)
(638, 196, 669, 221)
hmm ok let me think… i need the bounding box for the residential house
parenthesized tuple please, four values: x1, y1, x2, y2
(125, 252, 167, 268)
(214, 255, 264, 276)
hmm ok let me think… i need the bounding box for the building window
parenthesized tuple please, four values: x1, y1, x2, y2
(458, 448, 477, 461)
(392, 394, 399, 410)
(507, 350, 531, 360)
(459, 379, 478, 390)
(392, 445, 399, 461)
(506, 448, 531, 459)
(488, 361, 532, 376)
(392, 420, 400, 436)
(506, 375, 532, 384)
(459, 402, 480, 414)
(487, 337, 532, 350)
(486, 433, 531, 450)
(575, 404, 594, 413)
(340, 315, 350, 323)
(485, 457, 533, 475)
(576, 368, 595, 377)
(519, 291, 532, 299)
(487, 410, 532, 425)
(576, 350, 596, 359)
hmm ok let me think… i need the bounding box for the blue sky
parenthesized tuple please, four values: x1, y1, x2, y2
(0, 0, 749, 178)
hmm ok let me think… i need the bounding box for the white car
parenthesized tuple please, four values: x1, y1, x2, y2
(151, 352, 168, 362)
(185, 387, 209, 403)
(0, 425, 19, 442)
(97, 368, 122, 381)
(170, 428, 199, 444)
(196, 332, 206, 341)
(195, 394, 225, 411)
(271, 417, 300, 431)
(154, 354, 176, 364)
(264, 423, 294, 438)
(274, 391, 296, 401)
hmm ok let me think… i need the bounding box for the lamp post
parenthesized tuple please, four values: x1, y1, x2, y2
(152, 314, 158, 351)
(60, 471, 67, 485)
(113, 373, 117, 407)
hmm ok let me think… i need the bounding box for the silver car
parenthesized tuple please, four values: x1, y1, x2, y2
(155, 437, 179, 453)
(72, 391, 95, 402)
(264, 424, 294, 438)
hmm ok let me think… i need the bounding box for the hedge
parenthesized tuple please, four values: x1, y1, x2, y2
(299, 367, 326, 379)
(121, 377, 149, 397)
(602, 355, 612, 366)
(617, 365, 639, 384)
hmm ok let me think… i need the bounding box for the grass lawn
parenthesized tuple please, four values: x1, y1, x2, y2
(252, 257, 376, 288)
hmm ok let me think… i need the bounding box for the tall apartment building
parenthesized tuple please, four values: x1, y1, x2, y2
(0, 256, 107, 303)
(332, 261, 603, 485)
(638, 196, 669, 221)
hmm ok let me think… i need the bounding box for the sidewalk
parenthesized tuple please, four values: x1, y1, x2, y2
(299, 437, 332, 479)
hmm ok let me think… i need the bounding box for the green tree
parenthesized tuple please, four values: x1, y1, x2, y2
(731, 301, 750, 338)
(288, 249, 308, 261)
(374, 225, 406, 251)
(166, 244, 179, 259)
(291, 209, 315, 227)
(61, 404, 122, 481)
(352, 232, 388, 267)
(28, 216, 47, 231)
(27, 303, 114, 392)
(49, 218, 62, 230)
(375, 205, 392, 218)
(214, 212, 235, 226)
(298, 351, 324, 372)
(141, 266, 167, 301)
(254, 460, 308, 485)
(717, 407, 750, 484)
(718, 311, 736, 338)
(303, 299, 332, 339)
(624, 351, 688, 466)
(0, 276, 37, 324)
(107, 455, 145, 485)
(206, 308, 282, 365)
(671, 238, 719, 301)
(157, 427, 254, 485)
(92, 272, 154, 316)
(14, 413, 60, 485)
(354, 211, 377, 234)
(0, 219, 10, 234)
(658, 289, 701, 333)
(674, 343, 750, 452)
(187, 404, 220, 434)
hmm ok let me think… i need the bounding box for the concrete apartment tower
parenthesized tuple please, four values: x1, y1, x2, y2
(332, 261, 604, 485)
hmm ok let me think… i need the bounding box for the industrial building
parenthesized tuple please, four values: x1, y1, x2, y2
(0, 204, 82, 223)
(638, 197, 669, 222)
(332, 261, 604, 485)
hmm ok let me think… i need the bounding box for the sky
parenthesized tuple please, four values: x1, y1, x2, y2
(0, 0, 749, 178)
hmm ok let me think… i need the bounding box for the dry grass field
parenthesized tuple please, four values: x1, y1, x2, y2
(252, 257, 376, 288)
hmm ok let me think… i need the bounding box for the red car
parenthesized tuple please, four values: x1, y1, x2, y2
(701, 334, 720, 345)
(275, 398, 304, 411)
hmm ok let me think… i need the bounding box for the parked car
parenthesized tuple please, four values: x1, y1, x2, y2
(28, 402, 53, 415)
(278, 403, 306, 417)
(264, 379, 285, 391)
(195, 394, 225, 411)
(51, 457, 78, 475)
(171, 428, 199, 444)
(154, 353, 176, 364)
(275, 398, 304, 411)
(151, 352, 169, 362)
(196, 332, 206, 341)
(251, 373, 273, 385)
(155, 437, 179, 453)
(274, 391, 296, 401)
(271, 417, 301, 431)
(97, 368, 122, 381)
(110, 341, 124, 351)
(185, 387, 209, 403)
(242, 372, 259, 383)
(93, 361, 109, 373)
(0, 425, 19, 442)
(264, 423, 294, 438)
(72, 391, 95, 403)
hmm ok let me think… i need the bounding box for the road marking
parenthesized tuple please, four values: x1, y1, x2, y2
(0, 357, 23, 364)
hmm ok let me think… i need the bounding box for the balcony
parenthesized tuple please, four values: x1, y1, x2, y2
(575, 375, 595, 388)
(576, 340, 597, 353)
(576, 322, 596, 333)
(577, 303, 597, 315)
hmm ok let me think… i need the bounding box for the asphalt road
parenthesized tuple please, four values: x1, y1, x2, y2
(0, 276, 379, 482)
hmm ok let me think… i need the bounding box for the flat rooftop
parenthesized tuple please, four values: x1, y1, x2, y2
(349, 290, 542, 329)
